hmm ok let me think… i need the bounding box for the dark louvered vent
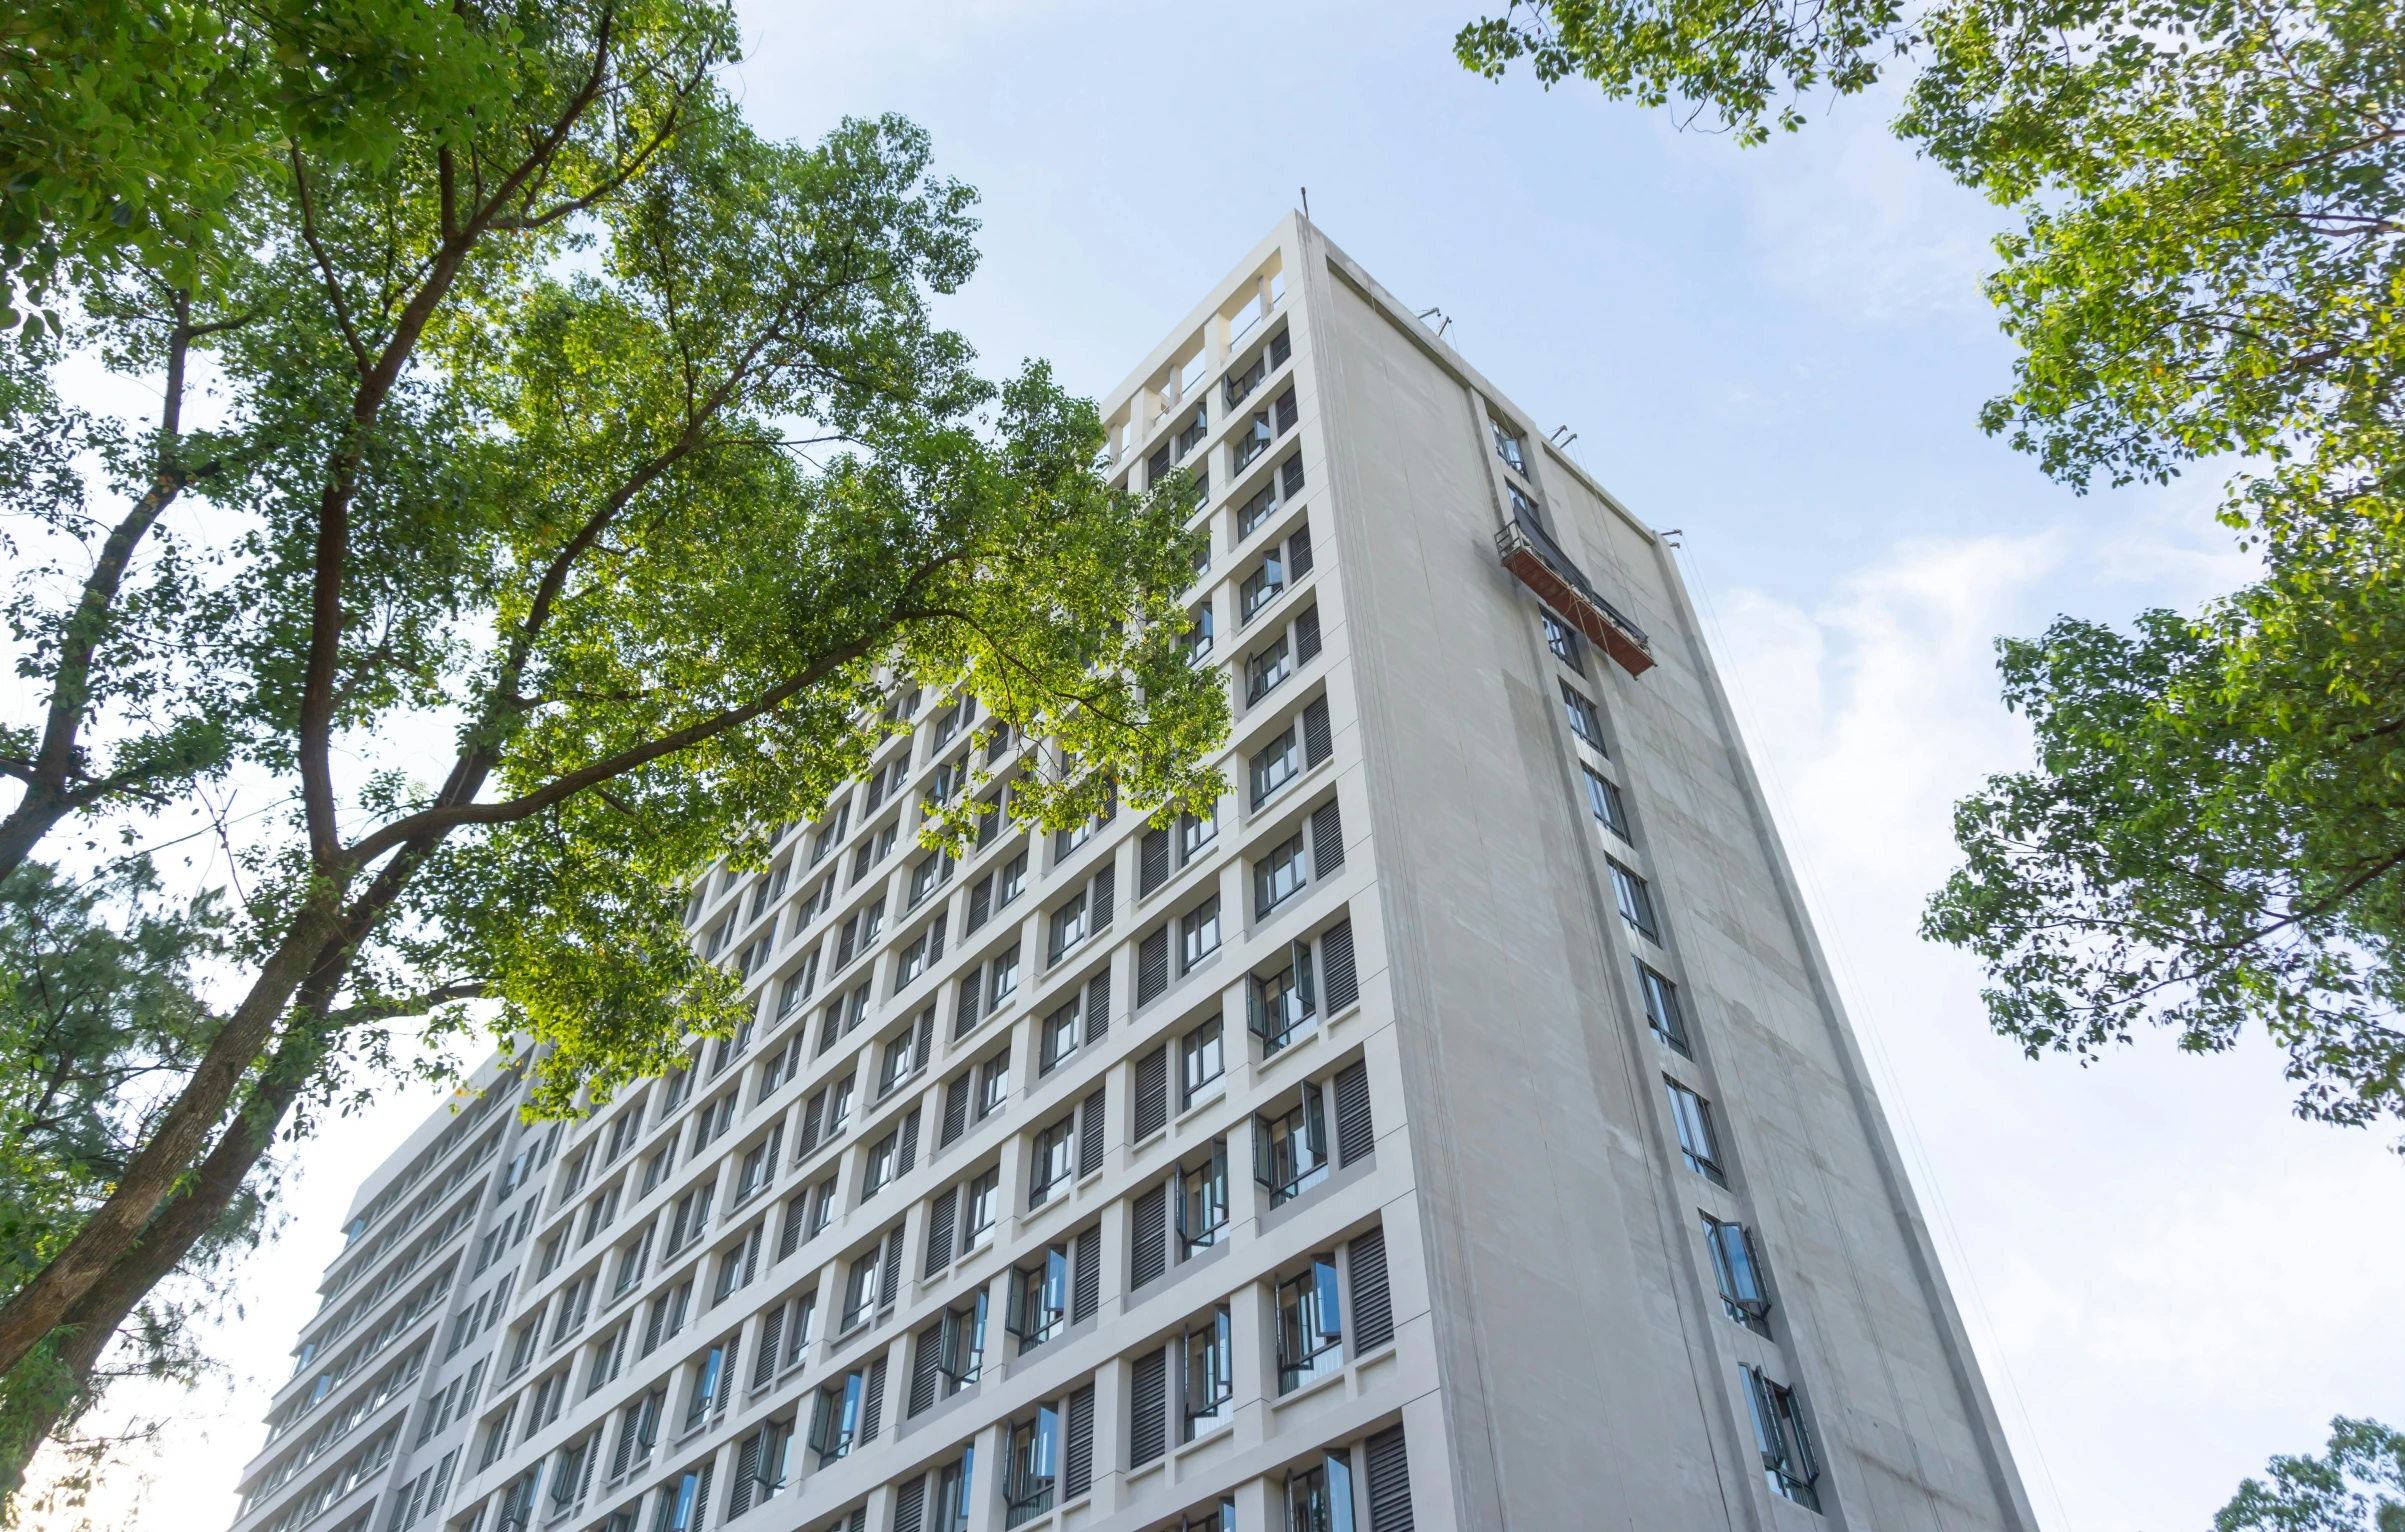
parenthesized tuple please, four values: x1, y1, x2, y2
(858, 1355, 886, 1443)
(1140, 828, 1170, 895)
(1091, 866, 1114, 929)
(1064, 1383, 1096, 1497)
(1134, 1047, 1169, 1140)
(924, 1187, 957, 1276)
(953, 971, 981, 1037)
(1349, 1225, 1394, 1351)
(1311, 800, 1344, 874)
(1282, 454, 1304, 498)
(752, 1306, 783, 1389)
(1072, 1224, 1101, 1323)
(1270, 328, 1292, 369)
(1078, 1087, 1106, 1178)
(1274, 386, 1298, 434)
(1335, 1061, 1374, 1166)
(1137, 928, 1169, 1004)
(1366, 1424, 1412, 1530)
(896, 1107, 919, 1176)
(1129, 1349, 1168, 1466)
(878, 1227, 903, 1312)
(1130, 1184, 1167, 1289)
(1303, 696, 1332, 766)
(893, 1474, 926, 1532)
(940, 1073, 970, 1146)
(1289, 526, 1314, 577)
(731, 1431, 762, 1516)
(1295, 605, 1322, 663)
(908, 1322, 941, 1417)
(1320, 918, 1358, 1012)
(1084, 971, 1110, 1043)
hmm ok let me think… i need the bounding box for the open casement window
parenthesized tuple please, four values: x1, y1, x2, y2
(1744, 1367, 1823, 1511)
(1175, 1139, 1230, 1259)
(1637, 964, 1692, 1056)
(1275, 1256, 1346, 1394)
(1704, 1215, 1773, 1334)
(1005, 1228, 1098, 1355)
(899, 1453, 975, 1532)
(1665, 1078, 1728, 1186)
(1492, 415, 1529, 476)
(1255, 1085, 1331, 1208)
(908, 1290, 990, 1416)
(1285, 1451, 1359, 1532)
(1180, 1305, 1235, 1442)
(1585, 768, 1631, 840)
(1540, 609, 1587, 675)
(1003, 1405, 1061, 1528)
(1609, 859, 1660, 941)
(1247, 938, 1318, 1053)
(726, 1416, 792, 1517)
(807, 1369, 868, 1466)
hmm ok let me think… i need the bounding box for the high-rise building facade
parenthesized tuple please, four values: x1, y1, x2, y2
(226, 216, 2035, 1532)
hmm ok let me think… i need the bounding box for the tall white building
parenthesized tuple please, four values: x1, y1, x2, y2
(226, 216, 2036, 1532)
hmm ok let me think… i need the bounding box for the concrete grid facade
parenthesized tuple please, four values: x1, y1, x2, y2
(225, 216, 2037, 1532)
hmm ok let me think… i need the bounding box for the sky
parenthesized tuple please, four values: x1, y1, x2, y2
(32, 2, 2405, 1529)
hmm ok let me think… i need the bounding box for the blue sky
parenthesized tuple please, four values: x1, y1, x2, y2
(48, 4, 2405, 1530)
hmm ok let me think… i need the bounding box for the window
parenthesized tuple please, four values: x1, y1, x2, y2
(1638, 964, 1691, 1055)
(1541, 610, 1586, 674)
(931, 1454, 975, 1532)
(1181, 1305, 1234, 1440)
(1275, 1256, 1344, 1392)
(1665, 1078, 1727, 1185)
(960, 1167, 1000, 1253)
(1180, 1016, 1225, 1106)
(1004, 1406, 1060, 1526)
(1235, 480, 1278, 539)
(1250, 724, 1301, 808)
(809, 1371, 865, 1464)
(1179, 895, 1221, 971)
(1704, 1215, 1773, 1333)
(999, 851, 1027, 906)
(1186, 601, 1215, 663)
(1248, 940, 1317, 1053)
(1174, 401, 1208, 460)
(1256, 1086, 1329, 1207)
(1492, 416, 1528, 475)
(1561, 682, 1604, 749)
(1609, 859, 1659, 940)
(840, 1250, 881, 1333)
(1745, 1368, 1822, 1510)
(1009, 1245, 1071, 1350)
(729, 1416, 792, 1516)
(1177, 1140, 1228, 1258)
(1047, 891, 1090, 964)
(1585, 768, 1630, 839)
(897, 915, 947, 986)
(1234, 408, 1274, 472)
(988, 945, 1021, 1008)
(1180, 806, 1218, 861)
(1028, 1116, 1076, 1207)
(1285, 1454, 1357, 1532)
(1506, 480, 1543, 527)
(908, 853, 952, 907)
(1040, 997, 1081, 1074)
(1224, 348, 1269, 410)
(805, 1176, 837, 1241)
(1240, 549, 1286, 623)
(976, 1051, 1010, 1120)
(683, 1340, 730, 1430)
(1254, 832, 1307, 916)
(1246, 633, 1292, 703)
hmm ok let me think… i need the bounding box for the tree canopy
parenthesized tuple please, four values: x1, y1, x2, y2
(0, 0, 1224, 1498)
(1459, 0, 2405, 1134)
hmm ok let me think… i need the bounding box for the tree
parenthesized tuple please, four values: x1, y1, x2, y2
(0, 862, 257, 1507)
(0, 0, 1225, 1498)
(2215, 1418, 2405, 1532)
(1456, 0, 2405, 1128)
